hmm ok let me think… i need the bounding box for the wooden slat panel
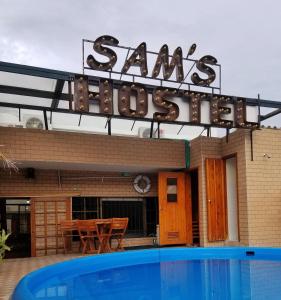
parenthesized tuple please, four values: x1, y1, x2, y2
(44, 201, 47, 255)
(55, 200, 58, 253)
(30, 196, 71, 256)
(30, 199, 36, 257)
(206, 158, 227, 241)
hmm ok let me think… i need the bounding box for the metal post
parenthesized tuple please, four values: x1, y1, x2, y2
(177, 125, 184, 135)
(82, 39, 85, 74)
(150, 121, 154, 138)
(104, 117, 112, 135)
(68, 80, 73, 111)
(250, 130, 254, 161)
(226, 128, 229, 143)
(78, 114, 82, 126)
(43, 110, 48, 130)
(131, 120, 136, 131)
(219, 65, 222, 94)
(108, 118, 111, 135)
(258, 93, 261, 127)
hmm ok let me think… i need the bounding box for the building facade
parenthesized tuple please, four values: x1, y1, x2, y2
(1, 125, 280, 257)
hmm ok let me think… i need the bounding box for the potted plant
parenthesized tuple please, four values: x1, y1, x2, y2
(0, 228, 10, 262)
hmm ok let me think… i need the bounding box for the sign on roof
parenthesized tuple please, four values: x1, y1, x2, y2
(83, 35, 221, 90)
(77, 35, 259, 130)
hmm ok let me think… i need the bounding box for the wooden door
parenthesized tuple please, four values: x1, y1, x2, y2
(30, 196, 71, 256)
(206, 158, 227, 241)
(158, 172, 192, 245)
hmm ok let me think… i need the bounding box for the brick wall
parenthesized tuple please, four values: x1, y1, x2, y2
(0, 169, 158, 197)
(0, 127, 181, 197)
(245, 129, 281, 247)
(190, 130, 250, 247)
(191, 128, 281, 248)
(221, 130, 249, 246)
(190, 135, 223, 246)
(0, 127, 185, 171)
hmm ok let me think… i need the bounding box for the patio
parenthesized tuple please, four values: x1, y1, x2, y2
(0, 254, 82, 300)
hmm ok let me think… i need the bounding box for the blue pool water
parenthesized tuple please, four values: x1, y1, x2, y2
(12, 248, 281, 300)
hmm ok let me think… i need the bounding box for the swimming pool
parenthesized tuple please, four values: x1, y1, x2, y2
(12, 247, 281, 300)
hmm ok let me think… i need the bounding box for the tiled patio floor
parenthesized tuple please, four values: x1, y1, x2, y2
(0, 254, 82, 300)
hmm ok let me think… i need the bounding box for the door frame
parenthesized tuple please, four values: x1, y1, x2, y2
(223, 153, 240, 242)
(0, 197, 31, 258)
(158, 172, 192, 246)
(186, 167, 200, 246)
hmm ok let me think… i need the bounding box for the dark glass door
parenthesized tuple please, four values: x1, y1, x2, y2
(0, 199, 31, 258)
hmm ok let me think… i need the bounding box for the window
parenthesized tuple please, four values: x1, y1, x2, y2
(101, 198, 144, 236)
(72, 197, 159, 237)
(72, 197, 99, 220)
(167, 178, 177, 202)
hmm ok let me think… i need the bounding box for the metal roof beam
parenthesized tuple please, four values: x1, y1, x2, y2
(0, 101, 230, 129)
(51, 79, 65, 109)
(0, 84, 69, 100)
(246, 98, 281, 109)
(0, 61, 73, 81)
(0, 61, 281, 109)
(261, 108, 281, 121)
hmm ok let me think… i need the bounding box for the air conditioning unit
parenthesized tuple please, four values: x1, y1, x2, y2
(6, 124, 24, 128)
(22, 114, 47, 129)
(25, 117, 44, 129)
(138, 127, 164, 138)
(3, 119, 44, 129)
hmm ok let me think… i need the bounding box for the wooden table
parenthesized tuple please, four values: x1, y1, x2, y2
(76, 218, 128, 254)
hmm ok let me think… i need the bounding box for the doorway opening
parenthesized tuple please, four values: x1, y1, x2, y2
(225, 155, 239, 242)
(0, 198, 31, 258)
(189, 169, 200, 246)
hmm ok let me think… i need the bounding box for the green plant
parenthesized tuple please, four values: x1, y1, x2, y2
(0, 229, 11, 262)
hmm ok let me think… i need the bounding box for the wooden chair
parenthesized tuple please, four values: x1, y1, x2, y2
(110, 218, 128, 252)
(59, 220, 79, 254)
(76, 220, 98, 254)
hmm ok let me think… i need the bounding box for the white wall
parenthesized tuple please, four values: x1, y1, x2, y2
(226, 156, 239, 241)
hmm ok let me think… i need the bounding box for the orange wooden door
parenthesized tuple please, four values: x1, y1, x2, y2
(159, 172, 191, 245)
(205, 158, 227, 241)
(30, 196, 71, 256)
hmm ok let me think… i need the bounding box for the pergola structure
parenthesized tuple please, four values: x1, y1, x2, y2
(0, 60, 280, 139)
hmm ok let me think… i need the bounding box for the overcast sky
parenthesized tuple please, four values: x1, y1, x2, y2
(0, 0, 281, 125)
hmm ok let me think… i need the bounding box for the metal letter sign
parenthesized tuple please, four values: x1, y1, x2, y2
(78, 35, 259, 129)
